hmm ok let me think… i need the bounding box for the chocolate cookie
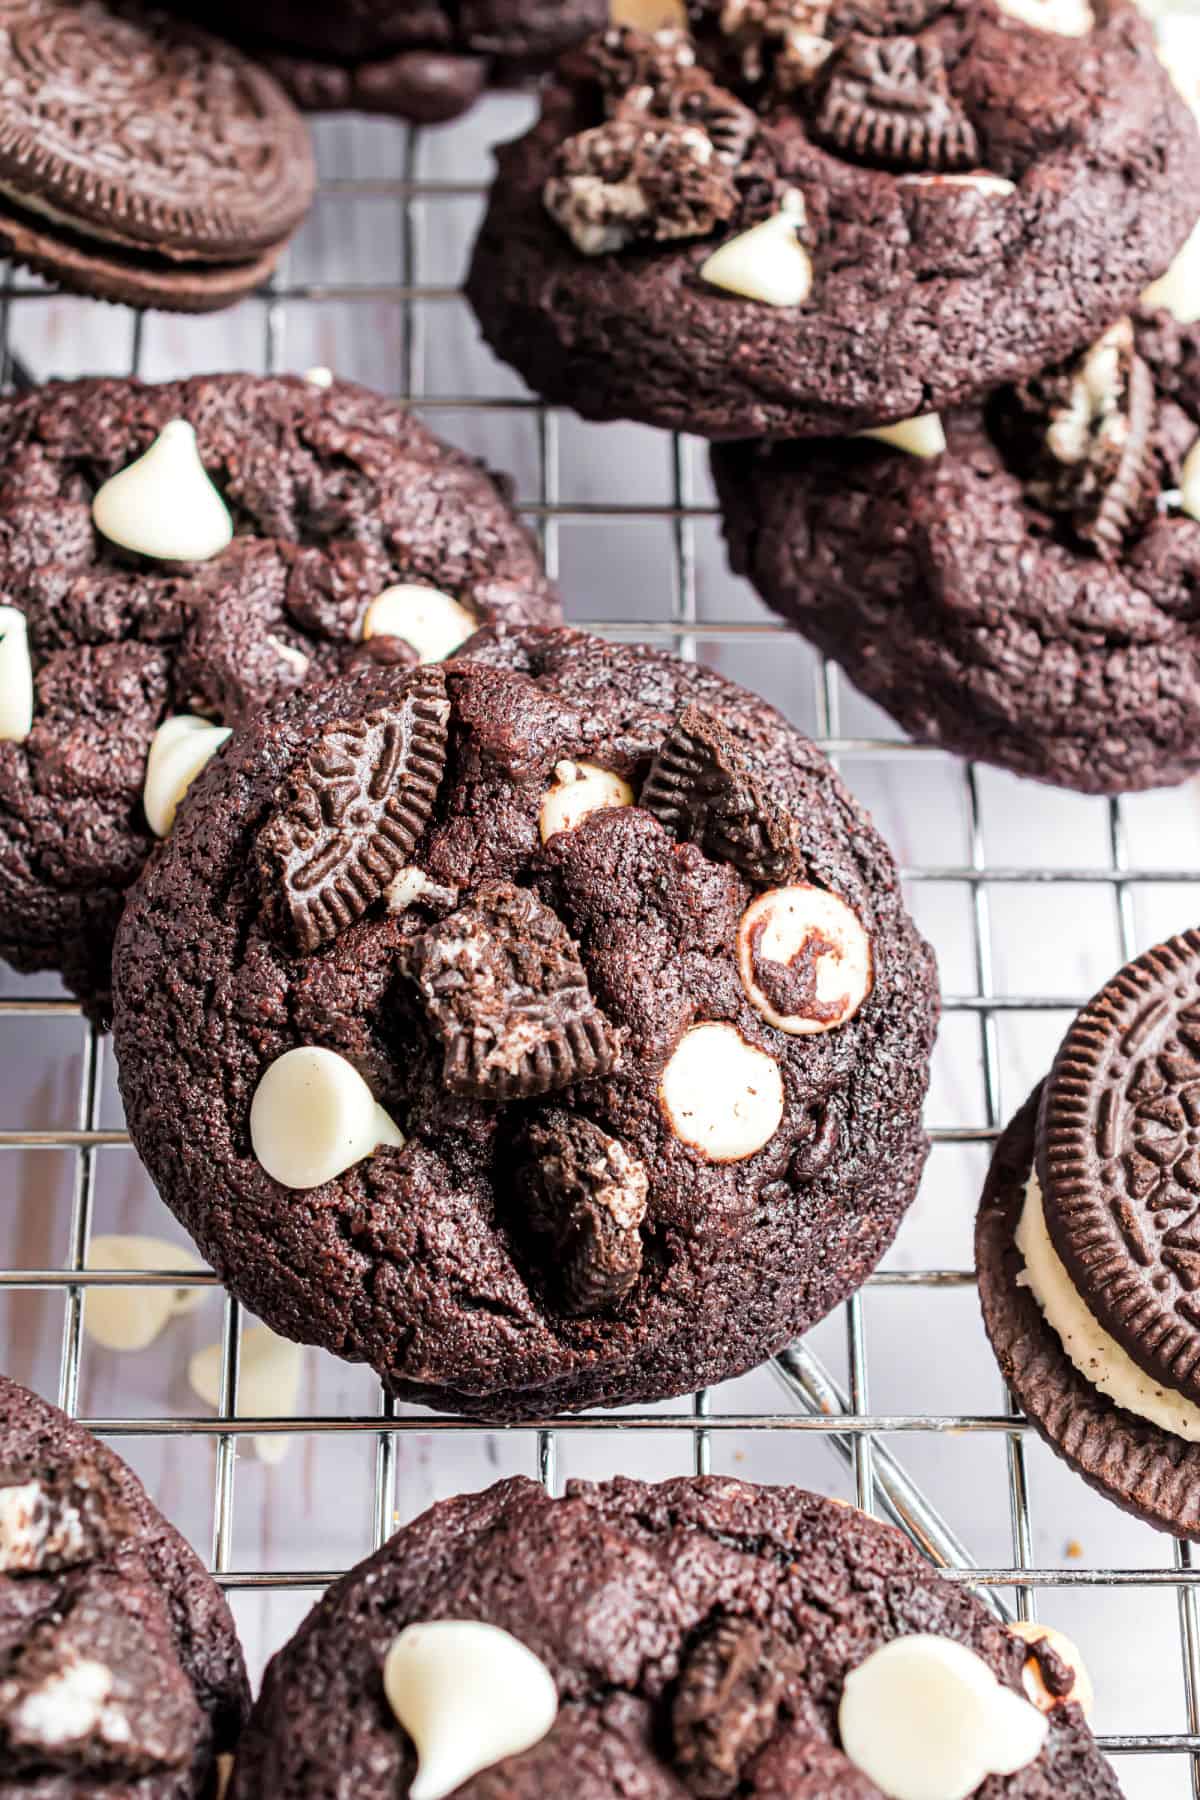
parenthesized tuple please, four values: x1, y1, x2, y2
(111, 626, 938, 1420)
(466, 6, 1200, 439)
(0, 372, 557, 1019)
(0, 1372, 248, 1793)
(168, 1, 607, 122)
(0, 1, 315, 314)
(713, 307, 1200, 793)
(229, 1473, 1117, 1799)
(977, 930, 1200, 1537)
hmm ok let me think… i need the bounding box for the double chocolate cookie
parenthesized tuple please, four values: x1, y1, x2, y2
(169, 2, 607, 122)
(229, 1473, 1116, 1798)
(111, 627, 938, 1420)
(0, 1372, 248, 1793)
(0, 372, 557, 1018)
(0, 1, 315, 313)
(978, 930, 1200, 1537)
(714, 306, 1200, 793)
(467, 5, 1200, 438)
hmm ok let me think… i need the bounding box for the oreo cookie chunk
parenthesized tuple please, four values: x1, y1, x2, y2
(714, 306, 1200, 793)
(466, 6, 1200, 439)
(0, 1373, 248, 1792)
(0, 372, 557, 1019)
(0, 1, 315, 314)
(229, 1473, 1116, 1798)
(977, 930, 1200, 1537)
(169, 1, 607, 122)
(111, 627, 938, 1420)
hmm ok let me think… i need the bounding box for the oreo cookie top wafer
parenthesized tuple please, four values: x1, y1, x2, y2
(467, 5, 1200, 439)
(0, 1372, 249, 1793)
(0, 372, 557, 1018)
(712, 306, 1200, 793)
(170, 1, 607, 122)
(229, 1474, 1115, 1800)
(111, 627, 938, 1421)
(0, 1, 315, 314)
(978, 931, 1200, 1536)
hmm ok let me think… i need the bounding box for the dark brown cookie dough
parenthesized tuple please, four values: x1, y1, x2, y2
(168, 1, 607, 122)
(467, 5, 1200, 439)
(713, 309, 1200, 793)
(0, 1, 315, 314)
(229, 1473, 1118, 1798)
(977, 931, 1200, 1537)
(0, 373, 557, 1019)
(0, 1372, 248, 1794)
(111, 627, 937, 1421)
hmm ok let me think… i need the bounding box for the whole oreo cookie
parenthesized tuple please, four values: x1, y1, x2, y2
(229, 1474, 1116, 1799)
(0, 0, 316, 314)
(0, 1372, 249, 1792)
(111, 627, 938, 1420)
(977, 930, 1200, 1537)
(167, 1, 607, 122)
(0, 372, 557, 1018)
(467, 5, 1200, 439)
(713, 307, 1200, 793)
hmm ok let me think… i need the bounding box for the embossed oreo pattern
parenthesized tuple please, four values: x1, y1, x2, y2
(1038, 931, 1200, 1404)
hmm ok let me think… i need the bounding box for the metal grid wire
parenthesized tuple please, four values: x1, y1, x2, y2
(1, 103, 1199, 1794)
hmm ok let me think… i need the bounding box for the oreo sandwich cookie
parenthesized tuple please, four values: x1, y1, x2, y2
(978, 929, 1200, 1536)
(0, 0, 315, 314)
(169, 1, 608, 122)
(466, 5, 1200, 439)
(229, 1473, 1117, 1799)
(0, 1371, 249, 1793)
(712, 303, 1200, 794)
(111, 626, 938, 1420)
(0, 371, 558, 1019)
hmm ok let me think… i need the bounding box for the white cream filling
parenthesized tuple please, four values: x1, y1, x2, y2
(1016, 1170, 1200, 1440)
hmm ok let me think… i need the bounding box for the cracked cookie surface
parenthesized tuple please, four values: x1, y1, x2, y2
(111, 626, 937, 1420)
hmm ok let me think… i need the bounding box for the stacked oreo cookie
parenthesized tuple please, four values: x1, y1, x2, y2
(470, 0, 1200, 792)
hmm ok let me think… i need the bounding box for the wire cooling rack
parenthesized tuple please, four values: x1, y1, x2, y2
(3, 90, 1200, 1799)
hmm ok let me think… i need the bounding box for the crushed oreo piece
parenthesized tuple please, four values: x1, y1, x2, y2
(658, 69, 759, 167)
(672, 1616, 792, 1797)
(813, 35, 979, 171)
(544, 114, 740, 256)
(521, 1109, 649, 1314)
(709, 0, 835, 92)
(400, 881, 623, 1099)
(256, 668, 450, 952)
(565, 25, 699, 107)
(641, 705, 800, 883)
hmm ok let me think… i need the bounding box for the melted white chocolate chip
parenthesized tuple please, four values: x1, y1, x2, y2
(1181, 435, 1200, 522)
(83, 1235, 205, 1354)
(700, 191, 813, 307)
(839, 1635, 1048, 1800)
(189, 1324, 304, 1466)
(303, 366, 334, 387)
(859, 414, 947, 459)
(361, 583, 478, 665)
(250, 1046, 404, 1191)
(383, 1621, 558, 1800)
(659, 1022, 784, 1161)
(0, 606, 34, 743)
(1143, 220, 1200, 325)
(994, 0, 1093, 32)
(91, 420, 233, 563)
(1009, 1620, 1095, 1719)
(142, 715, 232, 838)
(538, 760, 634, 843)
(737, 885, 872, 1035)
(900, 172, 1017, 198)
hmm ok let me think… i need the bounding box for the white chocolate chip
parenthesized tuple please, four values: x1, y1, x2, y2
(9, 1658, 116, 1749)
(303, 366, 334, 387)
(82, 1235, 205, 1354)
(0, 606, 33, 743)
(994, 0, 1092, 32)
(249, 1046, 404, 1191)
(1183, 437, 1200, 523)
(266, 634, 311, 679)
(189, 1323, 303, 1466)
(700, 191, 813, 307)
(1144, 219, 1200, 324)
(839, 1635, 1049, 1800)
(142, 714, 232, 838)
(899, 172, 1017, 198)
(361, 583, 477, 665)
(610, 0, 686, 21)
(659, 1021, 784, 1161)
(91, 420, 233, 563)
(1009, 1621, 1095, 1719)
(0, 1480, 84, 1572)
(859, 414, 947, 459)
(538, 760, 634, 843)
(737, 885, 872, 1036)
(383, 1620, 558, 1800)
